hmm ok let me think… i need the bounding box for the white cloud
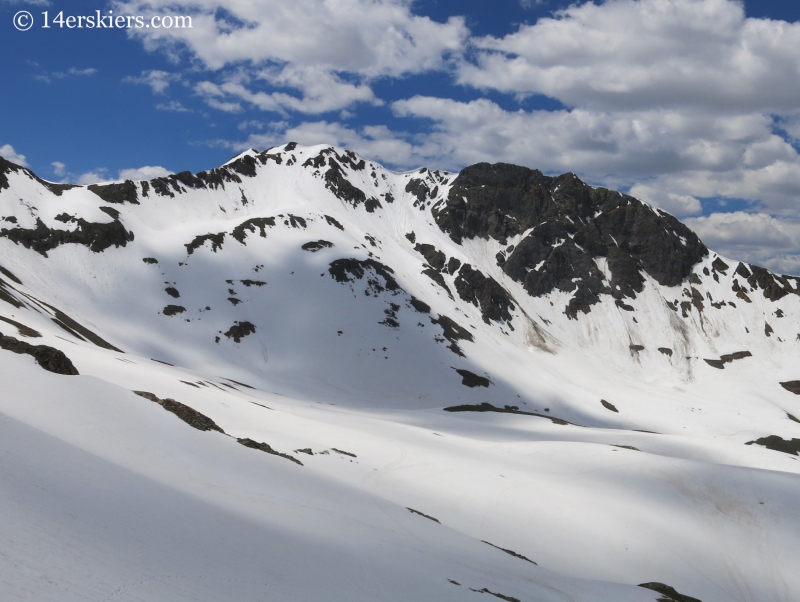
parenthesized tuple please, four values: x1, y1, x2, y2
(684, 211, 800, 274)
(628, 184, 702, 217)
(48, 164, 172, 184)
(118, 166, 172, 180)
(76, 171, 109, 185)
(238, 120, 266, 131)
(113, 0, 466, 117)
(0, 144, 29, 167)
(459, 0, 800, 114)
(113, 0, 467, 75)
(385, 96, 800, 216)
(685, 212, 795, 250)
(124, 70, 181, 94)
(193, 66, 380, 115)
(35, 67, 97, 83)
(193, 81, 243, 113)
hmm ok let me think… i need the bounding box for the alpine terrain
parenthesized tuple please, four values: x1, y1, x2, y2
(1, 143, 799, 602)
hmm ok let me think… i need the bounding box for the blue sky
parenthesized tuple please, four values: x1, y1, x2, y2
(3, 0, 800, 272)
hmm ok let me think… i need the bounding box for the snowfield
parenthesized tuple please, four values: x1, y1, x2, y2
(1, 144, 799, 601)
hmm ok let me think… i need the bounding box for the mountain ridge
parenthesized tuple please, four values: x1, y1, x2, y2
(2, 143, 800, 601)
(2, 142, 799, 408)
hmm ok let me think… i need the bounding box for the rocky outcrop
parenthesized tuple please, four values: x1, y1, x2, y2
(0, 332, 79, 375)
(434, 163, 708, 317)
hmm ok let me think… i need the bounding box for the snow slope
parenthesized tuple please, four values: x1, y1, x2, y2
(1, 145, 799, 601)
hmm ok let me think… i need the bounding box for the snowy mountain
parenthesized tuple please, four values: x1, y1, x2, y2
(1, 144, 799, 602)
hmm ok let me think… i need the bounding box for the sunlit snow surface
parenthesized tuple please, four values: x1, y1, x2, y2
(1, 144, 799, 601)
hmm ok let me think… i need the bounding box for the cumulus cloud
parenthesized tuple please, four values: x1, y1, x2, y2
(686, 212, 795, 250)
(117, 166, 172, 180)
(459, 0, 800, 113)
(388, 96, 800, 181)
(193, 66, 380, 115)
(0, 144, 29, 167)
(113, 0, 467, 75)
(75, 171, 110, 185)
(628, 184, 702, 217)
(48, 163, 172, 184)
(113, 0, 466, 117)
(684, 211, 800, 273)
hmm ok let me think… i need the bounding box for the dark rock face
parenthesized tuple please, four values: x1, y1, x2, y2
(481, 541, 537, 565)
(405, 178, 433, 207)
(224, 321, 256, 343)
(133, 391, 224, 433)
(301, 240, 334, 252)
(328, 258, 400, 292)
(409, 297, 430, 313)
(780, 381, 800, 395)
(88, 180, 139, 204)
(421, 267, 453, 297)
(746, 436, 800, 456)
(703, 351, 752, 369)
(734, 263, 800, 301)
(407, 507, 440, 523)
(231, 217, 276, 244)
(237, 437, 303, 465)
(325, 159, 367, 206)
(379, 302, 400, 328)
(446, 257, 462, 274)
(0, 333, 79, 375)
(0, 316, 41, 337)
(185, 232, 225, 255)
(0, 276, 25, 309)
(443, 402, 572, 426)
(0, 156, 20, 190)
(430, 314, 473, 356)
(454, 264, 514, 324)
(414, 243, 446, 270)
(324, 215, 344, 230)
(0, 217, 134, 256)
(638, 582, 703, 602)
(286, 214, 307, 229)
(0, 265, 22, 284)
(300, 148, 376, 211)
(455, 368, 492, 388)
(601, 399, 618, 412)
(434, 163, 708, 316)
(146, 161, 254, 198)
(163, 305, 186, 316)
